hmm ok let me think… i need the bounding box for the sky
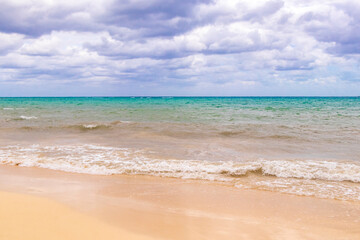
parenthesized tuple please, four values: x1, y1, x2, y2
(0, 0, 359, 96)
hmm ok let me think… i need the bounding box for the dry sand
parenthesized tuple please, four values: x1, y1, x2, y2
(0, 165, 359, 240)
(0, 191, 153, 240)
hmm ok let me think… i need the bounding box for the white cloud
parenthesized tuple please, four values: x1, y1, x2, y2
(0, 32, 24, 54)
(0, 0, 359, 95)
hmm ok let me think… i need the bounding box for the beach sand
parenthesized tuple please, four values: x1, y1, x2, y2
(0, 165, 359, 240)
(0, 191, 153, 240)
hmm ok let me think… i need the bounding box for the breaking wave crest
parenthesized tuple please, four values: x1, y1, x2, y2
(0, 144, 358, 181)
(0, 144, 359, 201)
(13, 116, 38, 120)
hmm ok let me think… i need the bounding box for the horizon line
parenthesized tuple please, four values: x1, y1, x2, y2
(0, 95, 360, 98)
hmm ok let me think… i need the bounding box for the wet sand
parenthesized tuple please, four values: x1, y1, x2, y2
(0, 165, 359, 240)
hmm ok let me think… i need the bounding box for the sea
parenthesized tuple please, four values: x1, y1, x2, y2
(0, 97, 359, 201)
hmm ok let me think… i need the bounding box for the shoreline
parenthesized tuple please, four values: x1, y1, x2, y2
(0, 164, 360, 240)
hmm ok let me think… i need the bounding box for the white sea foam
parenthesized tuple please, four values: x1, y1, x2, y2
(3, 108, 26, 110)
(254, 159, 360, 183)
(19, 116, 38, 120)
(0, 144, 360, 201)
(82, 124, 99, 129)
(236, 178, 360, 201)
(0, 144, 359, 182)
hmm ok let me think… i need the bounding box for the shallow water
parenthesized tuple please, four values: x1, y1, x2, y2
(0, 97, 359, 201)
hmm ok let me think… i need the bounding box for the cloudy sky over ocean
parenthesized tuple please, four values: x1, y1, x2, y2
(0, 0, 359, 96)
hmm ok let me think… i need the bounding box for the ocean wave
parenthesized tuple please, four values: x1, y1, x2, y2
(0, 144, 359, 181)
(82, 124, 100, 129)
(0, 121, 345, 144)
(235, 178, 360, 201)
(70, 121, 124, 130)
(77, 124, 111, 130)
(14, 121, 124, 131)
(14, 116, 38, 120)
(0, 144, 359, 201)
(2, 107, 26, 110)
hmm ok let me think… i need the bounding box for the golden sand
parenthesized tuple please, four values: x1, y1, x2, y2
(0, 191, 153, 240)
(0, 165, 359, 240)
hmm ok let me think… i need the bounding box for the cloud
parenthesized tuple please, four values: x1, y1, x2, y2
(0, 0, 359, 96)
(242, 0, 284, 22)
(292, 1, 360, 56)
(0, 0, 210, 37)
(102, 0, 212, 37)
(0, 33, 24, 55)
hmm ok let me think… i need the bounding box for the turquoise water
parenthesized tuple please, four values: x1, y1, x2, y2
(0, 97, 359, 201)
(0, 97, 359, 133)
(0, 96, 359, 122)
